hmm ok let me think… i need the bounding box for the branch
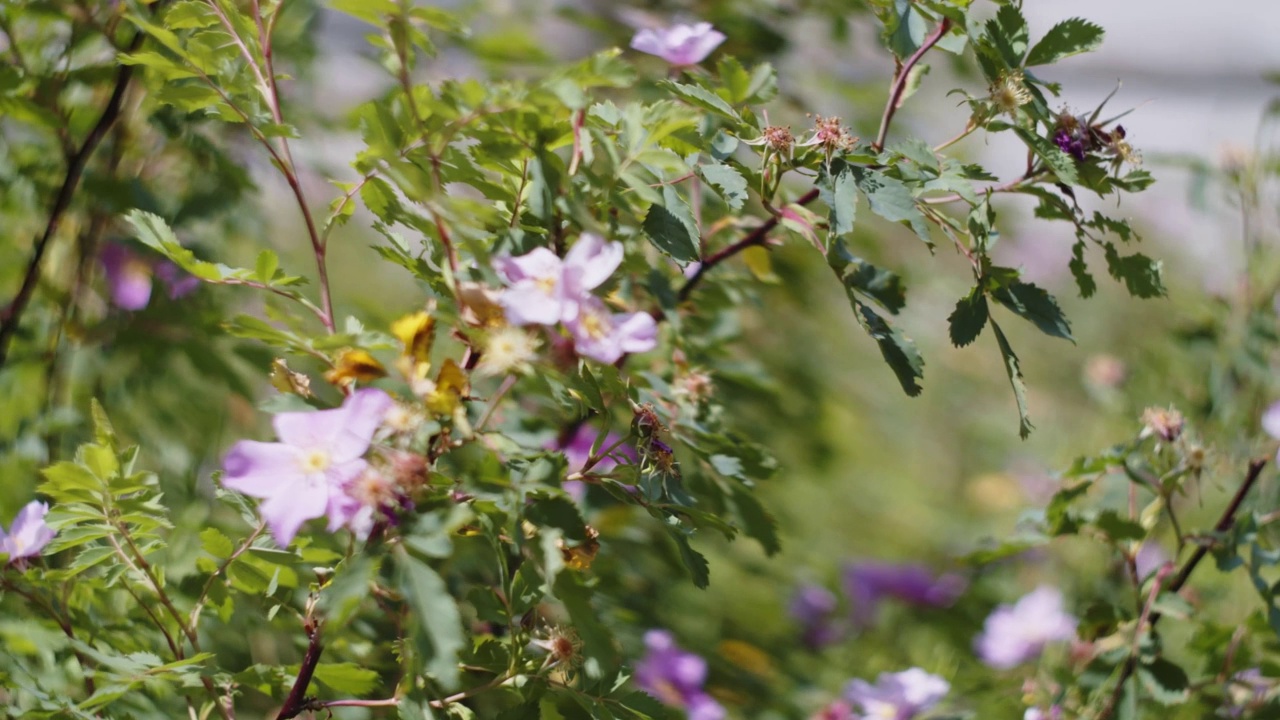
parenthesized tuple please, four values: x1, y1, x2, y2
(275, 620, 324, 720)
(672, 187, 821, 307)
(872, 18, 953, 152)
(0, 14, 156, 368)
(1094, 458, 1268, 720)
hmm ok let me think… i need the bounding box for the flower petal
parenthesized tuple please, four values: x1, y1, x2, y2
(221, 440, 306, 498)
(273, 388, 391, 462)
(258, 477, 329, 547)
(494, 247, 562, 284)
(500, 283, 565, 326)
(563, 234, 623, 293)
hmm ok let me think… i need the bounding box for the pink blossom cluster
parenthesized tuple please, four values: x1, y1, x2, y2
(494, 235, 657, 364)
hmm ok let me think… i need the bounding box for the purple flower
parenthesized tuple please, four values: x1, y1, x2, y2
(494, 234, 623, 326)
(566, 298, 658, 364)
(789, 583, 845, 649)
(100, 243, 198, 310)
(0, 501, 55, 561)
(100, 243, 155, 310)
(1224, 668, 1274, 717)
(634, 630, 725, 720)
(1133, 542, 1170, 580)
(844, 668, 950, 720)
(1263, 401, 1280, 446)
(975, 586, 1077, 669)
(630, 22, 726, 66)
(841, 561, 967, 629)
(1025, 707, 1063, 720)
(221, 388, 393, 547)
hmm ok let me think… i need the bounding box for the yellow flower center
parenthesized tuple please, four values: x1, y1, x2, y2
(581, 311, 609, 340)
(536, 276, 558, 294)
(299, 449, 332, 474)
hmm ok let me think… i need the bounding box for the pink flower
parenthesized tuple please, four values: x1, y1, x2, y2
(0, 500, 55, 561)
(630, 22, 726, 66)
(221, 388, 393, 547)
(842, 561, 967, 629)
(100, 243, 198, 310)
(565, 298, 657, 364)
(975, 586, 1077, 669)
(634, 630, 725, 720)
(844, 668, 950, 720)
(494, 234, 623, 326)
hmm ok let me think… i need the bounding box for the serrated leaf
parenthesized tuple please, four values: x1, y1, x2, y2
(984, 3, 1029, 68)
(948, 290, 989, 347)
(1094, 510, 1145, 541)
(852, 300, 924, 397)
(1103, 243, 1166, 298)
(642, 185, 700, 263)
(199, 528, 234, 559)
(1070, 240, 1097, 298)
(818, 160, 858, 238)
(1025, 18, 1105, 66)
(744, 62, 778, 104)
(1013, 128, 1079, 185)
(526, 493, 587, 541)
(697, 163, 747, 210)
(254, 250, 279, 284)
(396, 550, 464, 689)
(312, 663, 380, 695)
(657, 80, 742, 123)
(851, 167, 931, 245)
(991, 320, 1033, 438)
(731, 487, 780, 556)
(671, 532, 710, 588)
(828, 240, 906, 314)
(991, 280, 1073, 341)
(1137, 658, 1190, 705)
(553, 573, 618, 678)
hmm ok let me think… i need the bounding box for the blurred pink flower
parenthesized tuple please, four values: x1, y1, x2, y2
(494, 234, 622, 326)
(844, 668, 949, 720)
(100, 242, 198, 310)
(630, 22, 726, 66)
(634, 630, 725, 720)
(1, 500, 55, 561)
(842, 561, 967, 629)
(975, 586, 1077, 669)
(789, 583, 845, 649)
(221, 388, 393, 547)
(565, 297, 657, 364)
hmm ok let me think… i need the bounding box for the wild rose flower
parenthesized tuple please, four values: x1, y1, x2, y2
(100, 242, 197, 310)
(221, 388, 393, 547)
(990, 70, 1033, 115)
(1024, 706, 1063, 720)
(1224, 668, 1274, 717)
(842, 561, 967, 629)
(975, 586, 1077, 669)
(494, 234, 623, 326)
(566, 297, 658, 364)
(844, 668, 950, 720)
(0, 500, 55, 561)
(630, 22, 726, 67)
(634, 630, 725, 720)
(789, 583, 844, 649)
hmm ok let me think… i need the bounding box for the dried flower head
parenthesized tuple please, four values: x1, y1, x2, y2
(798, 115, 857, 156)
(744, 125, 795, 157)
(478, 326, 540, 376)
(632, 402, 667, 440)
(990, 70, 1033, 115)
(325, 348, 388, 387)
(1141, 406, 1184, 442)
(533, 625, 582, 668)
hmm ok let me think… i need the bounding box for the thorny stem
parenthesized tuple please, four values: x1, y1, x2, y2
(872, 18, 953, 152)
(309, 671, 514, 712)
(1094, 458, 1268, 720)
(0, 7, 160, 369)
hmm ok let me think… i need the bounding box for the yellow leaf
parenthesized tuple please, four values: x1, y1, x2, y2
(558, 526, 600, 571)
(269, 358, 313, 397)
(325, 348, 387, 386)
(742, 246, 780, 283)
(391, 311, 435, 363)
(425, 359, 467, 416)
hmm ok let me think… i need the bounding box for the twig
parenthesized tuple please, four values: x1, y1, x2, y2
(0, 14, 155, 368)
(274, 619, 324, 720)
(1094, 458, 1268, 720)
(672, 187, 821, 307)
(872, 18, 953, 152)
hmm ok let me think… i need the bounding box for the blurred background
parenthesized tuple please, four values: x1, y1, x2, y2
(3, 1, 1280, 717)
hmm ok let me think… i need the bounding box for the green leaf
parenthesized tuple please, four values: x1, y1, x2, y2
(991, 280, 1073, 341)
(697, 163, 747, 210)
(1104, 243, 1166, 298)
(643, 185, 700, 263)
(984, 3, 1029, 68)
(851, 167, 931, 245)
(948, 289, 989, 347)
(671, 532, 710, 589)
(716, 56, 752, 104)
(656, 80, 742, 123)
(1013, 128, 1079, 185)
(396, 550, 464, 689)
(553, 573, 618, 679)
(1070, 240, 1097, 298)
(1094, 510, 1146, 541)
(852, 300, 924, 397)
(828, 240, 906, 314)
(526, 493, 587, 541)
(731, 487, 780, 556)
(199, 528, 234, 559)
(991, 320, 1033, 438)
(745, 62, 779, 104)
(313, 663, 381, 695)
(254, 250, 279, 284)
(1137, 658, 1191, 705)
(818, 160, 858, 238)
(1025, 18, 1105, 66)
